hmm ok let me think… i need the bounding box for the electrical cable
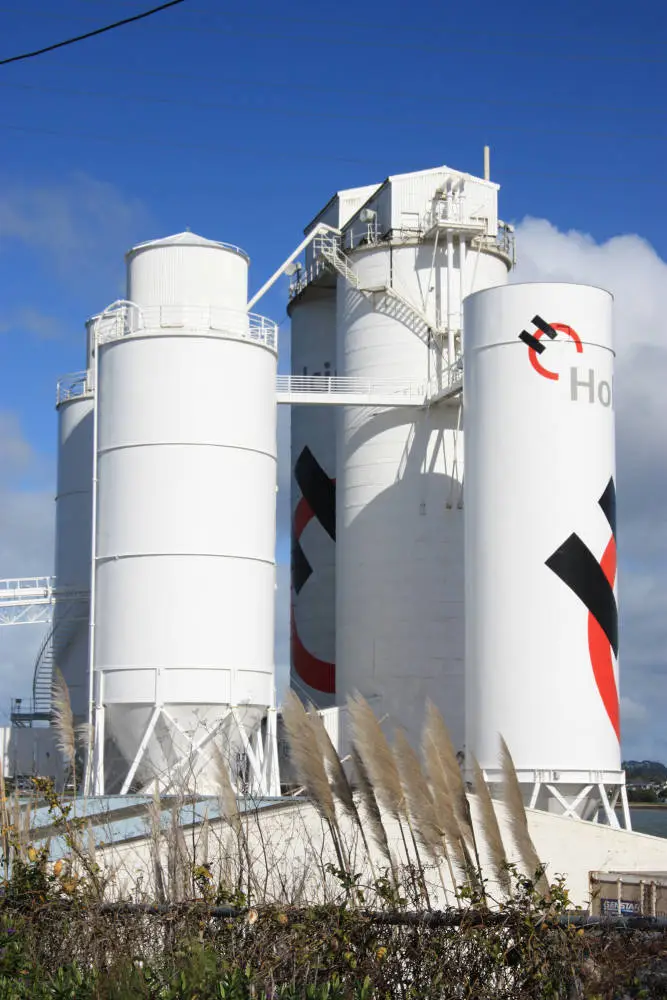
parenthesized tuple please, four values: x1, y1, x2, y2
(0, 0, 186, 66)
(0, 5, 664, 48)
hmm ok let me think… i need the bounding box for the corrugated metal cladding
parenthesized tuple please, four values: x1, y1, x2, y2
(304, 186, 380, 271)
(127, 236, 248, 312)
(387, 170, 499, 236)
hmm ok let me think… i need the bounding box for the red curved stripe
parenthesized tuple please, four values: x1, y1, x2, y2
(294, 495, 314, 540)
(588, 535, 619, 741)
(291, 606, 335, 694)
(528, 322, 584, 381)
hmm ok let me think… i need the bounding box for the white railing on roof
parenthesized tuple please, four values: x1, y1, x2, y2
(288, 258, 327, 299)
(93, 301, 278, 352)
(56, 370, 94, 406)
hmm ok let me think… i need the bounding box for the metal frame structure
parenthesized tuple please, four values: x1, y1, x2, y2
(481, 767, 632, 830)
(0, 578, 56, 627)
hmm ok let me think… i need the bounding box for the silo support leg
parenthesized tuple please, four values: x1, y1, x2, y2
(120, 706, 161, 796)
(91, 702, 106, 797)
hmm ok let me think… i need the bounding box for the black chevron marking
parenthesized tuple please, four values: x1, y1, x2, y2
(532, 315, 559, 340)
(294, 446, 335, 542)
(546, 532, 618, 656)
(598, 477, 616, 538)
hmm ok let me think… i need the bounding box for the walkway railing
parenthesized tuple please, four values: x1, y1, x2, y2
(56, 370, 94, 406)
(93, 302, 278, 352)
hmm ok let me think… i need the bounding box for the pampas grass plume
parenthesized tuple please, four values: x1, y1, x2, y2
(500, 736, 550, 898)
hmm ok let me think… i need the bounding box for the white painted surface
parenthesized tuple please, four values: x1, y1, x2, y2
(80, 793, 667, 911)
(464, 284, 619, 779)
(336, 241, 508, 752)
(94, 237, 278, 791)
(54, 392, 94, 717)
(289, 290, 337, 707)
(127, 232, 249, 312)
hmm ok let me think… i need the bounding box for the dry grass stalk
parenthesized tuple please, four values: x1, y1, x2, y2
(282, 692, 337, 829)
(148, 782, 166, 904)
(282, 693, 348, 882)
(394, 728, 442, 861)
(425, 701, 474, 845)
(395, 727, 456, 908)
(422, 724, 468, 878)
(308, 708, 356, 820)
(347, 695, 405, 821)
(500, 736, 550, 898)
(471, 755, 511, 898)
(350, 745, 395, 875)
(308, 708, 378, 884)
(211, 741, 241, 835)
(51, 667, 76, 771)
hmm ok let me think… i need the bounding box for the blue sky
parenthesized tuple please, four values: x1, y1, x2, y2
(1, 0, 666, 757)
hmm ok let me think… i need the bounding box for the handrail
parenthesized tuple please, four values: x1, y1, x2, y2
(93, 301, 278, 352)
(56, 370, 94, 406)
(276, 375, 428, 397)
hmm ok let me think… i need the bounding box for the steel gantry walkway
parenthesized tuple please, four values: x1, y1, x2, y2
(0, 578, 56, 627)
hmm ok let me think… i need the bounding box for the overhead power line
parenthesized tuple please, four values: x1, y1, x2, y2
(0, 0, 185, 66)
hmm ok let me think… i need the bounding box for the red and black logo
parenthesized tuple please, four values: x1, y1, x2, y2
(545, 478, 619, 740)
(519, 314, 583, 381)
(291, 446, 336, 694)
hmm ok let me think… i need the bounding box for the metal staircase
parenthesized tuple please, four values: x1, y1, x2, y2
(313, 233, 361, 287)
(11, 597, 89, 724)
(314, 233, 444, 336)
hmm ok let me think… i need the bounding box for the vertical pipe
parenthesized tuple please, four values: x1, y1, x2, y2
(446, 230, 454, 369)
(85, 339, 100, 795)
(483, 145, 490, 181)
(459, 238, 467, 356)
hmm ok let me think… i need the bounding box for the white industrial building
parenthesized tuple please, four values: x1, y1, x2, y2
(0, 156, 643, 878)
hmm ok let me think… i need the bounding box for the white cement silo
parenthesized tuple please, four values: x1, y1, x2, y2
(335, 168, 510, 752)
(289, 290, 337, 707)
(91, 233, 278, 795)
(464, 282, 628, 825)
(289, 185, 380, 710)
(52, 374, 95, 718)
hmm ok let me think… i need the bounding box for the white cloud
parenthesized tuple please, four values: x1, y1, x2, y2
(513, 219, 667, 760)
(0, 172, 151, 300)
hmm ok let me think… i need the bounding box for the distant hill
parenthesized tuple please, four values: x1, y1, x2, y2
(623, 760, 667, 784)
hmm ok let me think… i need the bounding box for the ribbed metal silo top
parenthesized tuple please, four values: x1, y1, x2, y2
(125, 231, 250, 263)
(125, 231, 250, 311)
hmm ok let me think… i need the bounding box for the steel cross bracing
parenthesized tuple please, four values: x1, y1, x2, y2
(0, 577, 56, 626)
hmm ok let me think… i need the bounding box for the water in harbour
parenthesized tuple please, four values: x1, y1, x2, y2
(622, 808, 667, 839)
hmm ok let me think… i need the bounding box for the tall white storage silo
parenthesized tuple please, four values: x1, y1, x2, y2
(290, 290, 337, 707)
(91, 233, 279, 795)
(52, 373, 95, 719)
(290, 184, 379, 709)
(335, 167, 511, 752)
(464, 282, 629, 826)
